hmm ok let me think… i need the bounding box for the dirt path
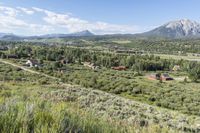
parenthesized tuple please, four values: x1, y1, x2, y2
(0, 59, 60, 80)
(0, 59, 80, 89)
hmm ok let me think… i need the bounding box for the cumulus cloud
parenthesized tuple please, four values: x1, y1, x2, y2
(0, 15, 27, 27)
(32, 7, 140, 34)
(17, 7, 34, 15)
(0, 6, 19, 17)
(0, 6, 54, 35)
(0, 6, 28, 29)
(0, 5, 141, 35)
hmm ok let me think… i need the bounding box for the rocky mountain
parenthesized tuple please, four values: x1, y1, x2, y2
(141, 19, 200, 38)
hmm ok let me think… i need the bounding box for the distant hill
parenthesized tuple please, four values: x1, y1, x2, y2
(0, 33, 14, 38)
(0, 34, 23, 41)
(40, 30, 94, 38)
(0, 30, 95, 41)
(68, 30, 94, 37)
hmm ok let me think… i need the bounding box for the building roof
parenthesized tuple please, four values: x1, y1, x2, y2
(112, 66, 126, 70)
(27, 59, 39, 65)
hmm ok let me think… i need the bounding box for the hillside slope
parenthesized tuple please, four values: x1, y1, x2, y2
(45, 84, 200, 132)
(141, 19, 200, 38)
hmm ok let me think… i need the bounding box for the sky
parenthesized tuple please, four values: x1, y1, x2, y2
(0, 0, 200, 35)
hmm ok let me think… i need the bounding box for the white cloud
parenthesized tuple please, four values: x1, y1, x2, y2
(32, 7, 44, 12)
(0, 5, 141, 35)
(0, 6, 54, 35)
(0, 14, 54, 34)
(17, 7, 34, 15)
(32, 7, 140, 34)
(29, 24, 55, 34)
(0, 15, 27, 27)
(0, 6, 18, 17)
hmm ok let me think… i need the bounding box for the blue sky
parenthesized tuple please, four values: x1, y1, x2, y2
(0, 0, 200, 35)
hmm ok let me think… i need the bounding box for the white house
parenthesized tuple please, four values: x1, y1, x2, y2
(26, 59, 40, 67)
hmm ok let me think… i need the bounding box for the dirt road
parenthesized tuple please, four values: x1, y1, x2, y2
(0, 59, 60, 80)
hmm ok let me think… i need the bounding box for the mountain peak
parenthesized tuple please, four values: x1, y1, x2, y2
(165, 19, 200, 37)
(142, 19, 200, 38)
(72, 30, 94, 36)
(165, 19, 199, 29)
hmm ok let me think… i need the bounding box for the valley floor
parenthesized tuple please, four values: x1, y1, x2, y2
(0, 59, 200, 132)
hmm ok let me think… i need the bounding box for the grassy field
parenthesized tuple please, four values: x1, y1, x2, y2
(0, 83, 132, 133)
(5, 58, 200, 117)
(155, 54, 200, 61)
(2, 52, 200, 132)
(112, 40, 132, 44)
(1, 62, 180, 133)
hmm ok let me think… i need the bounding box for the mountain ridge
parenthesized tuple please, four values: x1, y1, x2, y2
(140, 19, 200, 38)
(1, 19, 200, 40)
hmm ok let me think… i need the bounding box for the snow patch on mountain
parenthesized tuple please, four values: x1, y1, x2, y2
(165, 19, 200, 36)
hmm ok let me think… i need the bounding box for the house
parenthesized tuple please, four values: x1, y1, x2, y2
(172, 65, 181, 71)
(111, 66, 127, 71)
(60, 59, 68, 64)
(26, 59, 40, 67)
(58, 68, 67, 73)
(148, 74, 160, 80)
(0, 46, 8, 51)
(83, 62, 99, 70)
(161, 73, 174, 81)
(148, 73, 173, 81)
